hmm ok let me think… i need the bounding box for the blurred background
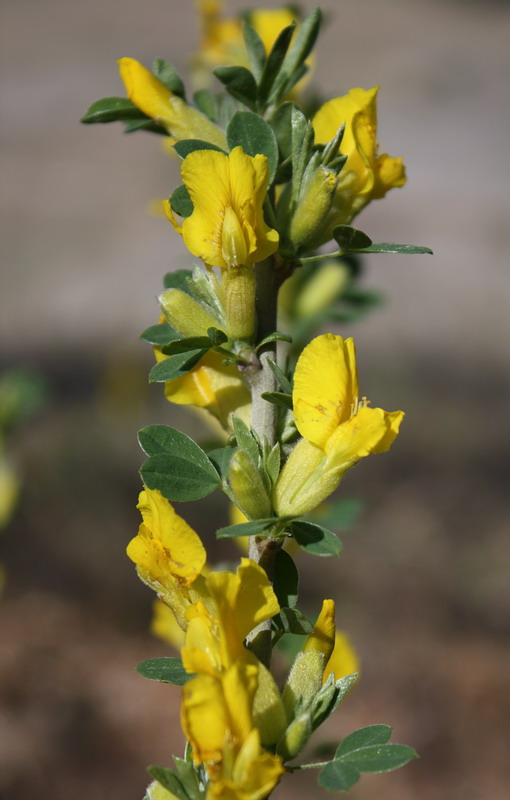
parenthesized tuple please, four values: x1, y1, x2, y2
(1, 0, 509, 798)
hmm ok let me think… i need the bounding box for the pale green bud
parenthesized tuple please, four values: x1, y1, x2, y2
(222, 265, 256, 341)
(283, 649, 325, 719)
(276, 712, 312, 761)
(289, 167, 338, 253)
(228, 449, 272, 519)
(252, 661, 288, 747)
(158, 289, 219, 338)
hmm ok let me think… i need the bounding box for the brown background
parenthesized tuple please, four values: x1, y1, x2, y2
(1, 1, 509, 798)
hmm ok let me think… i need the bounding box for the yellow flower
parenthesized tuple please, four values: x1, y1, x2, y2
(118, 57, 226, 149)
(126, 487, 208, 628)
(324, 630, 360, 684)
(313, 87, 406, 224)
(150, 599, 186, 650)
(154, 347, 251, 431)
(273, 334, 404, 516)
(169, 147, 278, 269)
(181, 662, 284, 799)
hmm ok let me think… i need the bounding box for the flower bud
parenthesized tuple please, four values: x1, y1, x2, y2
(158, 288, 220, 338)
(276, 712, 312, 761)
(228, 449, 272, 520)
(273, 438, 342, 517)
(252, 661, 287, 747)
(222, 266, 256, 341)
(295, 260, 349, 319)
(289, 167, 337, 253)
(282, 649, 325, 719)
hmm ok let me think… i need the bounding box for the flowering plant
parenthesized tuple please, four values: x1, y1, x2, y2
(82, 3, 431, 797)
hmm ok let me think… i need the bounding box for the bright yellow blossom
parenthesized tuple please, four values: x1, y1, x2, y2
(154, 347, 251, 431)
(181, 662, 284, 799)
(274, 334, 404, 516)
(118, 57, 226, 149)
(324, 630, 360, 684)
(313, 87, 406, 224)
(168, 147, 278, 269)
(126, 487, 208, 628)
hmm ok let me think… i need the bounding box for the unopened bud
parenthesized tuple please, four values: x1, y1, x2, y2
(159, 289, 220, 337)
(228, 450, 272, 519)
(290, 167, 337, 253)
(283, 649, 325, 719)
(276, 712, 312, 761)
(222, 265, 256, 341)
(295, 260, 349, 319)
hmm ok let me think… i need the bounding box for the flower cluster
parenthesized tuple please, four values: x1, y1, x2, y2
(82, 3, 428, 797)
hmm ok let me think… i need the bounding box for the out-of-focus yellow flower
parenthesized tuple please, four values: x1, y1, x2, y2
(274, 334, 404, 516)
(0, 455, 19, 528)
(118, 57, 226, 149)
(168, 147, 278, 270)
(182, 662, 285, 798)
(154, 347, 251, 431)
(193, 2, 312, 95)
(126, 487, 208, 627)
(324, 630, 360, 684)
(313, 87, 406, 224)
(150, 599, 186, 650)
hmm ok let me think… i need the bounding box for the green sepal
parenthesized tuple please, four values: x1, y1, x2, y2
(265, 442, 281, 486)
(174, 139, 226, 158)
(163, 269, 194, 294)
(152, 58, 186, 98)
(140, 322, 180, 346)
(242, 20, 266, 81)
(290, 520, 343, 556)
(231, 415, 260, 466)
(216, 517, 280, 539)
(208, 446, 236, 481)
(136, 657, 192, 685)
(170, 185, 193, 218)
(80, 96, 146, 124)
(261, 391, 293, 410)
(257, 22, 295, 106)
(213, 65, 258, 110)
(271, 101, 297, 162)
(147, 766, 190, 800)
(148, 349, 206, 382)
(207, 327, 228, 345)
(172, 756, 203, 800)
(226, 111, 279, 183)
(193, 89, 217, 122)
(139, 425, 220, 501)
(273, 549, 298, 609)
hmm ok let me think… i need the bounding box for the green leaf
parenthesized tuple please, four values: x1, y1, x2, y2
(147, 766, 189, 800)
(80, 96, 147, 124)
(136, 657, 192, 685)
(174, 139, 225, 158)
(336, 725, 392, 757)
(173, 756, 202, 800)
(340, 743, 418, 773)
(170, 185, 194, 218)
(319, 761, 360, 792)
(123, 118, 167, 135)
(266, 357, 292, 393)
(265, 442, 281, 486)
(140, 322, 180, 346)
(208, 446, 236, 480)
(271, 7, 322, 101)
(243, 20, 266, 81)
(273, 549, 298, 608)
(256, 331, 293, 349)
(291, 520, 342, 557)
(349, 243, 434, 255)
(330, 673, 359, 714)
(270, 101, 297, 161)
(193, 89, 217, 122)
(216, 517, 279, 539)
(226, 111, 279, 183)
(163, 269, 194, 294)
(333, 225, 372, 251)
(162, 336, 212, 355)
(257, 23, 295, 106)
(213, 65, 257, 110)
(207, 327, 228, 345)
(152, 58, 186, 98)
(273, 606, 314, 635)
(291, 106, 314, 203)
(261, 391, 293, 410)
(231, 415, 260, 466)
(139, 426, 220, 501)
(148, 349, 206, 382)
